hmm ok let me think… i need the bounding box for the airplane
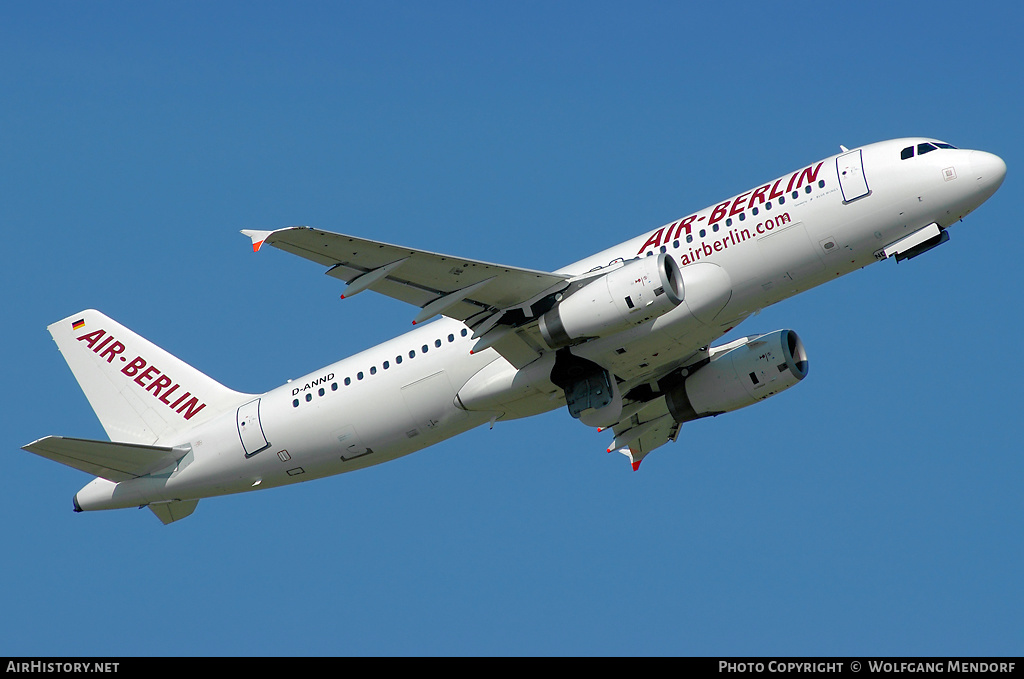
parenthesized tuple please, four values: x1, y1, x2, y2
(22, 138, 1006, 524)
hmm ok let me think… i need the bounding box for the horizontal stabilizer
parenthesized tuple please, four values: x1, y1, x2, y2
(22, 436, 189, 483)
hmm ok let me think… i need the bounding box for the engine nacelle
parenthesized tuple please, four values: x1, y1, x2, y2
(665, 329, 808, 423)
(539, 254, 684, 349)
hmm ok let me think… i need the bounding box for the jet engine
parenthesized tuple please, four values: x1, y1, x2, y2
(539, 253, 684, 349)
(664, 329, 808, 423)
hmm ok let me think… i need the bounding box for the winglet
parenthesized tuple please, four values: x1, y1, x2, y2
(610, 446, 644, 471)
(241, 229, 275, 253)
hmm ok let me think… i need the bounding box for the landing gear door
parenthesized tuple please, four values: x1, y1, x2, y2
(837, 149, 870, 203)
(237, 398, 270, 457)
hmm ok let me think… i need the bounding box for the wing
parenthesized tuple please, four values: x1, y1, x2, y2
(243, 227, 571, 367)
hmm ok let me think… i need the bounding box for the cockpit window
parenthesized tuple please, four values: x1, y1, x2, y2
(902, 141, 957, 160)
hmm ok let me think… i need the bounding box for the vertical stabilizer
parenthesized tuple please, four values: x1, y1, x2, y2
(49, 310, 254, 445)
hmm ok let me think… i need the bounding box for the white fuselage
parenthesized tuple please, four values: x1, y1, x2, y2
(73, 138, 1006, 511)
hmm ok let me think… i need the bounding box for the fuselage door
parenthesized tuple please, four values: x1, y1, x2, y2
(837, 149, 870, 203)
(237, 398, 270, 457)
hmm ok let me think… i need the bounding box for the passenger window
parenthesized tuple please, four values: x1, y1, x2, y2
(448, 334, 455, 343)
(383, 361, 389, 370)
(292, 399, 299, 408)
(901, 146, 914, 160)
(461, 329, 468, 337)
(435, 339, 442, 348)
(370, 366, 376, 375)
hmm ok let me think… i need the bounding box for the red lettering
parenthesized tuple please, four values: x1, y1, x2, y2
(702, 242, 713, 258)
(159, 383, 180, 405)
(785, 171, 799, 193)
(122, 356, 146, 377)
(100, 341, 124, 364)
(636, 228, 664, 254)
(134, 364, 160, 389)
(76, 329, 105, 349)
(793, 162, 823, 190)
(672, 215, 696, 240)
(93, 335, 114, 354)
(176, 396, 206, 420)
(169, 391, 191, 410)
(709, 200, 730, 224)
(768, 178, 784, 200)
(147, 375, 172, 397)
(747, 184, 770, 209)
(730, 191, 752, 216)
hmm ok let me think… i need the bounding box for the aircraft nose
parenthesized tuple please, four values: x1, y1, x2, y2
(969, 150, 1007, 198)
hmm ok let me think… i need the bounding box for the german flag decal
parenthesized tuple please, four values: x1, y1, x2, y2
(72, 319, 85, 330)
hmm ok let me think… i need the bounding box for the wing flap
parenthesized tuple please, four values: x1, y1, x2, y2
(23, 436, 189, 483)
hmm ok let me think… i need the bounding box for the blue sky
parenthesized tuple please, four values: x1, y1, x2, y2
(3, 1, 1021, 656)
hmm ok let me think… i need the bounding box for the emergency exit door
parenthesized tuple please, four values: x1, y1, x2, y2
(837, 149, 870, 203)
(237, 398, 270, 457)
